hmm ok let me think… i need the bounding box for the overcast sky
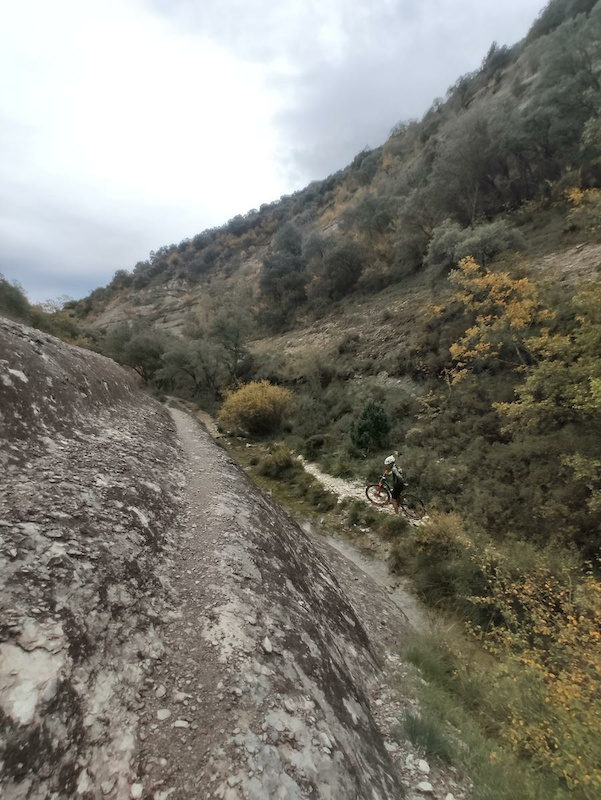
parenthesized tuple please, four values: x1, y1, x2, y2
(0, 0, 547, 304)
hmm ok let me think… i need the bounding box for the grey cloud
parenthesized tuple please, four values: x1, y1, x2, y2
(0, 177, 194, 303)
(148, 0, 547, 183)
(1, 217, 148, 304)
(147, 0, 431, 63)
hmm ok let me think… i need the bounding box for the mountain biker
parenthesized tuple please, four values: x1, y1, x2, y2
(383, 455, 405, 514)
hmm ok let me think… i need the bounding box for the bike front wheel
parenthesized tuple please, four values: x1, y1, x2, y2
(400, 494, 426, 520)
(366, 484, 391, 506)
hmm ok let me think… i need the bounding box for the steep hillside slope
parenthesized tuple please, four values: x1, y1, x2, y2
(73, 0, 601, 341)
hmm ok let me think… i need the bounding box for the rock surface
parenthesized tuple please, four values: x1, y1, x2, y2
(0, 319, 182, 799)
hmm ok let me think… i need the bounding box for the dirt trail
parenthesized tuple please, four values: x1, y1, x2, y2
(142, 407, 466, 800)
(297, 456, 368, 504)
(136, 408, 410, 799)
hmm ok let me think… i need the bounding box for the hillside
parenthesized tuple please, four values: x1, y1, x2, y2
(74, 0, 601, 332)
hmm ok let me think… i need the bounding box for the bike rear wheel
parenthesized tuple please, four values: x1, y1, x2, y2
(400, 494, 426, 520)
(366, 484, 391, 506)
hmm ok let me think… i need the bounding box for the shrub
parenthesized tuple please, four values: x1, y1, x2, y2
(425, 220, 464, 272)
(346, 500, 365, 526)
(425, 219, 525, 273)
(303, 434, 330, 460)
(350, 401, 391, 453)
(454, 220, 525, 265)
(566, 187, 601, 232)
(305, 483, 338, 512)
(254, 444, 337, 511)
(387, 512, 489, 615)
(329, 454, 356, 479)
(217, 381, 293, 435)
(467, 558, 601, 795)
(395, 520, 601, 794)
(256, 443, 299, 479)
(346, 500, 383, 529)
(0, 274, 30, 321)
(379, 515, 410, 541)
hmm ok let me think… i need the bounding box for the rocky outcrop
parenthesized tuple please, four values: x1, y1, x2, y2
(0, 319, 183, 799)
(0, 317, 408, 799)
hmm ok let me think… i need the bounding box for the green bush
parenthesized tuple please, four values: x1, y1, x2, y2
(387, 513, 489, 614)
(425, 219, 525, 273)
(350, 401, 391, 453)
(303, 434, 330, 460)
(0, 275, 30, 322)
(454, 220, 525, 265)
(346, 500, 383, 529)
(256, 444, 299, 479)
(424, 220, 465, 273)
(329, 454, 356, 479)
(379, 515, 410, 540)
(306, 483, 338, 511)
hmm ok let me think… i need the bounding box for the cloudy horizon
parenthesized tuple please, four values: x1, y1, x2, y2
(1, 0, 547, 304)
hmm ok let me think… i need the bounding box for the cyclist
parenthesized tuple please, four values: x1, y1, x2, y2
(383, 455, 405, 514)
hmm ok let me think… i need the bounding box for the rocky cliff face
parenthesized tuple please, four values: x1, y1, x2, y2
(0, 318, 408, 799)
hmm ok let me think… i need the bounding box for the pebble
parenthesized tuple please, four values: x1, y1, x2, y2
(130, 783, 143, 799)
(417, 759, 430, 774)
(155, 685, 167, 699)
(319, 732, 333, 750)
(44, 529, 65, 539)
(417, 781, 434, 794)
(173, 719, 190, 728)
(157, 709, 171, 721)
(262, 637, 273, 653)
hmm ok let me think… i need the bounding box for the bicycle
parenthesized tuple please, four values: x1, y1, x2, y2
(365, 475, 426, 520)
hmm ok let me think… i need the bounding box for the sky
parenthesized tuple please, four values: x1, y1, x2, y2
(0, 0, 548, 304)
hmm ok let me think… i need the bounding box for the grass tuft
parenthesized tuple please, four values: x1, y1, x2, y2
(398, 710, 456, 763)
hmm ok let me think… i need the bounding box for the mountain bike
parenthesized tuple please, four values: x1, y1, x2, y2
(365, 476, 426, 520)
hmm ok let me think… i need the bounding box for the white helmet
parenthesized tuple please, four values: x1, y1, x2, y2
(384, 455, 395, 466)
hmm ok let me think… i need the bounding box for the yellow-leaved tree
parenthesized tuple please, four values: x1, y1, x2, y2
(448, 256, 553, 382)
(495, 281, 601, 515)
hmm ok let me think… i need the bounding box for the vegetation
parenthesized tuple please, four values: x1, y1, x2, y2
(0, 274, 87, 343)
(350, 401, 391, 454)
(71, 1, 601, 328)
(398, 626, 578, 800)
(228, 441, 338, 515)
(217, 381, 293, 436)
